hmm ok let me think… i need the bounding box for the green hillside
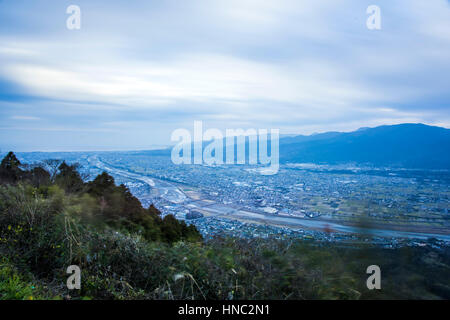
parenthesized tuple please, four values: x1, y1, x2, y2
(0, 152, 449, 300)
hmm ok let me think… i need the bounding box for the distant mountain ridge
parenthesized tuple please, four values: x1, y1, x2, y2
(280, 123, 450, 169)
(138, 123, 450, 169)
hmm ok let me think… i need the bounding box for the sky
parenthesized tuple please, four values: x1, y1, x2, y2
(0, 0, 449, 151)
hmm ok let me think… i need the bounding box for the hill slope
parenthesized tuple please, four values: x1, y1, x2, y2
(280, 124, 450, 169)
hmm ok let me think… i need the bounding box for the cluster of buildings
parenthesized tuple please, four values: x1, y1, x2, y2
(17, 152, 450, 248)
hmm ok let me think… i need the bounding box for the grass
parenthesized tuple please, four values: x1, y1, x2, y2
(0, 152, 449, 300)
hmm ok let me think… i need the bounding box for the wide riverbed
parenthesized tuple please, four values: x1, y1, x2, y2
(91, 156, 450, 242)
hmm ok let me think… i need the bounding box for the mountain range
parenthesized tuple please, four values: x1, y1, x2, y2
(279, 123, 450, 169)
(144, 123, 450, 169)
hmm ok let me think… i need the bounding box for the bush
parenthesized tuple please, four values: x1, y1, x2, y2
(1, 152, 450, 300)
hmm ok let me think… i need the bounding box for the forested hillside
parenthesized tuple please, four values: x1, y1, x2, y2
(280, 124, 450, 169)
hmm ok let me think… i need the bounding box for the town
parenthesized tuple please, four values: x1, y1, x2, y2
(14, 150, 450, 248)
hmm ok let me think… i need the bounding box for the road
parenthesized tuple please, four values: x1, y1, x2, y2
(89, 156, 450, 242)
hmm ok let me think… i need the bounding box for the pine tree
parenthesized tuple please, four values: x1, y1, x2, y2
(0, 151, 24, 183)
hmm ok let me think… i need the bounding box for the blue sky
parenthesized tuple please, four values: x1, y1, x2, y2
(0, 0, 449, 151)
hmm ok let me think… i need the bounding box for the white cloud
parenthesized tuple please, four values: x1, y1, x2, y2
(0, 0, 449, 149)
(1, 52, 398, 112)
(10, 115, 40, 121)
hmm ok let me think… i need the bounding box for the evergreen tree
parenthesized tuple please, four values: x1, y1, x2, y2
(55, 161, 84, 193)
(0, 151, 24, 183)
(28, 166, 51, 187)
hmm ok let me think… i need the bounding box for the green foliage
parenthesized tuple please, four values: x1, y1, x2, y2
(0, 152, 202, 244)
(85, 171, 201, 243)
(0, 258, 54, 300)
(0, 261, 34, 300)
(55, 162, 84, 193)
(28, 166, 51, 188)
(0, 152, 449, 300)
(0, 151, 24, 183)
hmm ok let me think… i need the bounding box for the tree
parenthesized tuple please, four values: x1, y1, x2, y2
(87, 172, 116, 197)
(161, 214, 183, 243)
(43, 159, 63, 181)
(148, 204, 162, 218)
(0, 151, 24, 183)
(28, 166, 51, 187)
(55, 161, 84, 193)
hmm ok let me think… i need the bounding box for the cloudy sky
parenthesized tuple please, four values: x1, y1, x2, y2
(0, 0, 449, 151)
